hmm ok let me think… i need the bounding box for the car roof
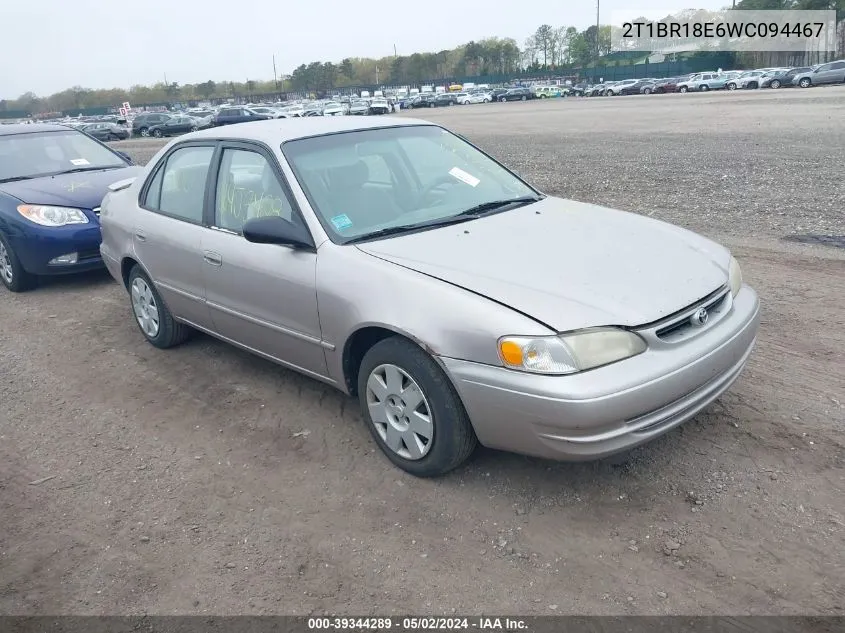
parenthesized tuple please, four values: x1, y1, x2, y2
(0, 123, 74, 136)
(188, 117, 437, 143)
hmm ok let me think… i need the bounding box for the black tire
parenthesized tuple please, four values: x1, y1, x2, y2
(127, 265, 191, 349)
(190, 126, 198, 132)
(770, 79, 781, 89)
(357, 336, 477, 477)
(0, 233, 37, 292)
(679, 86, 688, 93)
(152, 128, 163, 138)
(499, 97, 506, 102)
(643, 87, 652, 94)
(521, 95, 527, 101)
(727, 83, 737, 91)
(799, 78, 811, 88)
(106, 133, 117, 141)
(699, 84, 709, 92)
(748, 82, 758, 89)
(139, 127, 150, 137)
(429, 102, 436, 108)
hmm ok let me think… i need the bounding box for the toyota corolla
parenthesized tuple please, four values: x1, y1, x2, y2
(98, 118, 760, 477)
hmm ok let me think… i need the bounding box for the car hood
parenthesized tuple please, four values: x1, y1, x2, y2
(356, 198, 730, 332)
(0, 166, 142, 209)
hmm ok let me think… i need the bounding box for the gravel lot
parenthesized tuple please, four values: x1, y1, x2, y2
(1, 88, 844, 616)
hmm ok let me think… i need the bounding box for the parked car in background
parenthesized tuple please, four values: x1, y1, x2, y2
(81, 122, 129, 142)
(606, 79, 639, 95)
(454, 92, 472, 105)
(533, 86, 562, 98)
(98, 117, 759, 477)
(132, 112, 172, 137)
(792, 60, 845, 88)
(468, 92, 492, 104)
(213, 107, 271, 126)
(0, 123, 140, 292)
(407, 95, 435, 109)
(498, 87, 533, 101)
(431, 93, 458, 107)
(761, 67, 812, 88)
(619, 79, 656, 95)
(652, 77, 682, 93)
(369, 97, 391, 115)
(322, 102, 345, 116)
(249, 106, 286, 119)
(146, 115, 202, 138)
(489, 88, 511, 101)
(348, 100, 370, 115)
(737, 69, 785, 90)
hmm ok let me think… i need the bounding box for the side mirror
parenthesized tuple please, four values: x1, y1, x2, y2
(115, 150, 134, 165)
(243, 215, 315, 251)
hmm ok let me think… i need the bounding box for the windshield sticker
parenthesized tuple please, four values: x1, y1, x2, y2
(70, 158, 91, 166)
(331, 214, 353, 230)
(449, 167, 480, 187)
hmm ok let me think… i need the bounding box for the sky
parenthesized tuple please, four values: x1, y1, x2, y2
(3, 0, 728, 98)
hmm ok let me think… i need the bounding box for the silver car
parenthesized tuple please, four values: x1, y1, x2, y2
(99, 118, 760, 477)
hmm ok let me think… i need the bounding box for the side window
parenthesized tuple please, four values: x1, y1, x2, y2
(830, 62, 845, 70)
(215, 148, 294, 234)
(152, 146, 214, 223)
(144, 164, 164, 210)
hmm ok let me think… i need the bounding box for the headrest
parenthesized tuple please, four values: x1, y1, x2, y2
(328, 160, 369, 190)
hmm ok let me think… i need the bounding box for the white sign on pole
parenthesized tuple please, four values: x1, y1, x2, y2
(122, 102, 131, 111)
(119, 107, 127, 117)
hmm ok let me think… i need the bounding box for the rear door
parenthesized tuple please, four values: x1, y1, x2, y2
(132, 142, 216, 328)
(200, 142, 328, 379)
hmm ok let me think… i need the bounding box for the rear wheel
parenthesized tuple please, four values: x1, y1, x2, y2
(679, 86, 688, 93)
(152, 128, 163, 138)
(727, 83, 737, 90)
(521, 95, 527, 101)
(127, 266, 192, 349)
(643, 87, 652, 94)
(358, 337, 477, 477)
(0, 233, 37, 292)
(799, 77, 811, 88)
(770, 79, 781, 89)
(190, 126, 198, 132)
(139, 127, 150, 137)
(499, 97, 506, 102)
(699, 84, 709, 92)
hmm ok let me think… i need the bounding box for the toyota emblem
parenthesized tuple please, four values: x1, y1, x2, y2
(691, 307, 709, 327)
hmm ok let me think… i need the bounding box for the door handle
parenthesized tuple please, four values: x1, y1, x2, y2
(203, 251, 223, 266)
(134, 230, 147, 242)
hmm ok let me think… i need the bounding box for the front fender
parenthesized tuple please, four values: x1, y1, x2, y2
(315, 243, 554, 391)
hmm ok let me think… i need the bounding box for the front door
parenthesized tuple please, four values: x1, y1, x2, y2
(201, 143, 328, 380)
(133, 143, 215, 328)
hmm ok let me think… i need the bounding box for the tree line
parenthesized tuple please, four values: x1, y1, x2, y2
(3, 0, 843, 115)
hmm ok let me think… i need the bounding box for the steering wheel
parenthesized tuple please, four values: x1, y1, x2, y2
(415, 174, 460, 205)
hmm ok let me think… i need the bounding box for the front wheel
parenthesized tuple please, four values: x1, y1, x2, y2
(499, 97, 506, 102)
(679, 86, 688, 93)
(642, 87, 652, 94)
(521, 95, 527, 101)
(358, 337, 477, 477)
(0, 233, 37, 292)
(699, 84, 709, 92)
(727, 83, 737, 91)
(127, 266, 192, 349)
(190, 126, 198, 132)
(799, 78, 811, 88)
(152, 128, 163, 138)
(770, 79, 781, 89)
(139, 127, 150, 137)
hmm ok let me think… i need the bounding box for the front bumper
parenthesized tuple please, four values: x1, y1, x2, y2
(7, 216, 104, 276)
(440, 285, 760, 461)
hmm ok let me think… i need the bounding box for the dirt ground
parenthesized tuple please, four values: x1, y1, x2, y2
(1, 88, 843, 616)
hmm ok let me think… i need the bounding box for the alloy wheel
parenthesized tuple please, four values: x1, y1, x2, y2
(0, 240, 13, 285)
(131, 277, 161, 338)
(365, 363, 434, 460)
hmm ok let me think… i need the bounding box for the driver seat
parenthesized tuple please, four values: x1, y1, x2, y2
(325, 160, 402, 227)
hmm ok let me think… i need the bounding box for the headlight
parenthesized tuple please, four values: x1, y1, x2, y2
(17, 205, 89, 227)
(498, 328, 647, 375)
(729, 256, 743, 297)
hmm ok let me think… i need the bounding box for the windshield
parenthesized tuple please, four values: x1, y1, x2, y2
(282, 125, 540, 243)
(0, 129, 126, 182)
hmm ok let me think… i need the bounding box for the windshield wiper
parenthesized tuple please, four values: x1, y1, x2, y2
(0, 176, 33, 184)
(452, 195, 542, 218)
(47, 165, 122, 176)
(346, 196, 543, 244)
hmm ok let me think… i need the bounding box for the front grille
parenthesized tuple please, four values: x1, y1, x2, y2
(652, 286, 730, 342)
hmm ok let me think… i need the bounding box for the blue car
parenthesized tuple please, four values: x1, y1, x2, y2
(0, 123, 142, 292)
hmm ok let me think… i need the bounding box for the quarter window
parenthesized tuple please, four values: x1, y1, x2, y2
(143, 145, 214, 223)
(214, 148, 294, 233)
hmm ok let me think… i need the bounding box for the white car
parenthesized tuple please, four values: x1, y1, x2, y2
(468, 92, 492, 104)
(605, 79, 638, 95)
(322, 102, 345, 116)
